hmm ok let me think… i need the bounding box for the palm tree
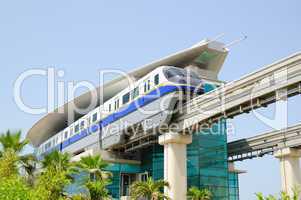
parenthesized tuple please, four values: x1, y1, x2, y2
(20, 153, 37, 186)
(85, 180, 111, 200)
(0, 130, 28, 155)
(75, 155, 112, 200)
(41, 150, 72, 172)
(0, 148, 18, 178)
(187, 186, 212, 200)
(33, 150, 74, 200)
(0, 130, 36, 181)
(130, 177, 170, 200)
(76, 155, 111, 181)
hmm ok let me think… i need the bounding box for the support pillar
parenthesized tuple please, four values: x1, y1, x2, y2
(274, 147, 301, 196)
(159, 132, 192, 200)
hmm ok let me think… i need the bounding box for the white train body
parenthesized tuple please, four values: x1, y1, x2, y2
(37, 66, 204, 156)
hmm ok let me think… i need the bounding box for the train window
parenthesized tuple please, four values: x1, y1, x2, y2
(109, 104, 111, 112)
(64, 131, 68, 140)
(131, 87, 139, 99)
(70, 127, 74, 136)
(144, 82, 147, 93)
(147, 80, 151, 91)
(154, 74, 159, 85)
(75, 124, 79, 133)
(80, 120, 85, 130)
(122, 92, 130, 104)
(165, 68, 184, 78)
(45, 141, 51, 150)
(92, 113, 98, 122)
(114, 99, 120, 110)
(144, 79, 150, 93)
(87, 116, 91, 126)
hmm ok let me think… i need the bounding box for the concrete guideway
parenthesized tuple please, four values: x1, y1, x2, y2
(175, 52, 301, 133)
(118, 52, 301, 152)
(228, 123, 301, 162)
(228, 124, 301, 196)
(168, 52, 301, 198)
(113, 52, 301, 199)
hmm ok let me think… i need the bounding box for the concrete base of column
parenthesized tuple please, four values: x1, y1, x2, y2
(274, 147, 301, 196)
(159, 132, 192, 200)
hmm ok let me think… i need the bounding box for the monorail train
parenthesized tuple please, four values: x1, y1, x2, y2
(37, 66, 204, 156)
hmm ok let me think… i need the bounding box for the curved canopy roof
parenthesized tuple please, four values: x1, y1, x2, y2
(27, 39, 228, 147)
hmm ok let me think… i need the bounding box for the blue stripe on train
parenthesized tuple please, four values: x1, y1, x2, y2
(43, 84, 202, 154)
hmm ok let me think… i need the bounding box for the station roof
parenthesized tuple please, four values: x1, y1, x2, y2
(27, 39, 228, 147)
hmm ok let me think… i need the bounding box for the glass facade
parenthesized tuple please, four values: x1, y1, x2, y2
(187, 119, 229, 200)
(105, 119, 236, 200)
(140, 145, 164, 180)
(105, 163, 141, 199)
(103, 83, 239, 199)
(228, 172, 240, 200)
(104, 145, 164, 199)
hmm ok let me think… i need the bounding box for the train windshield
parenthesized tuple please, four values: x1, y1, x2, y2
(165, 68, 185, 79)
(164, 67, 202, 86)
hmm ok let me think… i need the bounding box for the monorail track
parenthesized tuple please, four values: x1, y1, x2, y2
(117, 52, 301, 152)
(228, 123, 301, 161)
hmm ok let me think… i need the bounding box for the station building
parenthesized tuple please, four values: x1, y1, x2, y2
(27, 40, 241, 200)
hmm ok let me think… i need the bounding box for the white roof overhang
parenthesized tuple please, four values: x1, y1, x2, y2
(27, 39, 228, 147)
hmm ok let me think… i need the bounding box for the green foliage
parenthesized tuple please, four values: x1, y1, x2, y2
(32, 151, 75, 200)
(0, 130, 113, 200)
(31, 167, 71, 200)
(255, 187, 300, 200)
(75, 155, 111, 181)
(0, 130, 28, 154)
(71, 194, 89, 200)
(0, 176, 31, 200)
(42, 150, 72, 172)
(0, 149, 18, 178)
(130, 177, 170, 200)
(187, 186, 212, 200)
(85, 180, 111, 200)
(75, 155, 112, 200)
(0, 130, 37, 184)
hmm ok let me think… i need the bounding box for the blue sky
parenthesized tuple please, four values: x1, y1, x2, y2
(0, 1, 300, 199)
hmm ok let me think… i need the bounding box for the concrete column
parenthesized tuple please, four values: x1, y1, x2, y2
(274, 147, 301, 195)
(159, 132, 192, 200)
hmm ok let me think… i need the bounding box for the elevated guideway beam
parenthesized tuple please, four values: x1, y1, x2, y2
(228, 123, 301, 161)
(119, 52, 301, 152)
(175, 52, 301, 133)
(228, 124, 301, 196)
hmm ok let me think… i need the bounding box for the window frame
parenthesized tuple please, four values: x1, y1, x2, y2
(75, 124, 80, 133)
(131, 87, 139, 99)
(122, 92, 130, 105)
(92, 113, 98, 122)
(154, 74, 159, 85)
